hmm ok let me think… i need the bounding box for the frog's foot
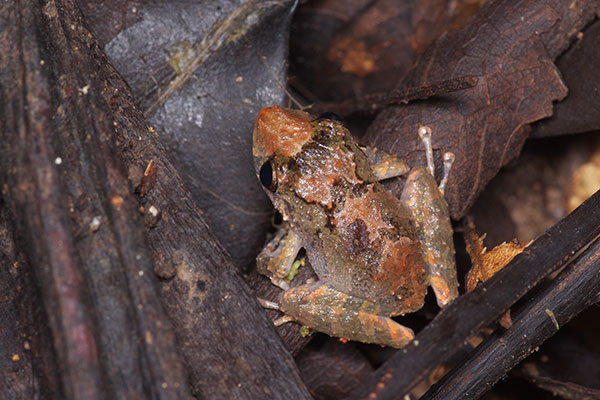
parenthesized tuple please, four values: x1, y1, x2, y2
(361, 146, 411, 181)
(257, 224, 303, 286)
(257, 297, 281, 310)
(417, 125, 456, 195)
(280, 281, 415, 349)
(273, 315, 295, 326)
(417, 125, 436, 177)
(270, 277, 290, 291)
(439, 152, 455, 195)
(257, 298, 297, 326)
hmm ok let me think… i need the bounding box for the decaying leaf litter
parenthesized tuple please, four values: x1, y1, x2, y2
(1, 0, 600, 399)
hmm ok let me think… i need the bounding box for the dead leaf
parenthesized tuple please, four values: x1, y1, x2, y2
(102, 1, 297, 268)
(364, 1, 598, 219)
(296, 339, 374, 400)
(464, 221, 531, 292)
(77, 0, 142, 46)
(291, 0, 483, 101)
(532, 19, 600, 138)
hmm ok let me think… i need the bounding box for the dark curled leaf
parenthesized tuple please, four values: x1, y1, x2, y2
(363, 0, 598, 219)
(104, 0, 297, 269)
(290, 0, 484, 102)
(532, 19, 600, 138)
(310, 75, 479, 116)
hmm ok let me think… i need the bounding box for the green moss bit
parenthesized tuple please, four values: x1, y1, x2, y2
(285, 257, 305, 283)
(300, 326, 313, 337)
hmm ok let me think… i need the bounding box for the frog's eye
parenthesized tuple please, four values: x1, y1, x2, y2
(259, 160, 277, 191)
(318, 112, 344, 123)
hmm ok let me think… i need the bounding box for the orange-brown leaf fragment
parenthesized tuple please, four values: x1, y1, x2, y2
(465, 224, 531, 292)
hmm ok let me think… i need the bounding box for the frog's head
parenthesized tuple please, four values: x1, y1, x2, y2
(252, 106, 313, 202)
(253, 106, 363, 215)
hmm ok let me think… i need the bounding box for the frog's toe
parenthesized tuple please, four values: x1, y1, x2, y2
(417, 125, 435, 177)
(430, 274, 459, 307)
(270, 276, 290, 290)
(257, 297, 280, 310)
(273, 315, 295, 326)
(439, 152, 455, 194)
(257, 297, 298, 327)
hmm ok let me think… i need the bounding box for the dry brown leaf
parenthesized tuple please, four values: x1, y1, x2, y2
(365, 1, 598, 219)
(465, 223, 531, 292)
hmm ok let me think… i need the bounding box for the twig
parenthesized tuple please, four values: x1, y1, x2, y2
(423, 236, 600, 399)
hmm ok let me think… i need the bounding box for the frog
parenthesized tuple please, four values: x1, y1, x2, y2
(252, 106, 459, 348)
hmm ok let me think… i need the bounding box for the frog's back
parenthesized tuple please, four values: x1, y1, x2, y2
(301, 182, 429, 316)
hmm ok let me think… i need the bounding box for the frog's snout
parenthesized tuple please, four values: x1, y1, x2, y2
(252, 106, 313, 160)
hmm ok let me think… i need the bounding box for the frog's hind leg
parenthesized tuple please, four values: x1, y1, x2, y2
(401, 126, 459, 307)
(279, 281, 414, 349)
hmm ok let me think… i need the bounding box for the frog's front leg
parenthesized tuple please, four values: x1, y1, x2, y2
(280, 281, 414, 349)
(361, 146, 411, 180)
(401, 126, 459, 307)
(256, 223, 303, 290)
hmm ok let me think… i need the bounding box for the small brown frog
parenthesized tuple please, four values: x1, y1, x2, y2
(253, 106, 458, 348)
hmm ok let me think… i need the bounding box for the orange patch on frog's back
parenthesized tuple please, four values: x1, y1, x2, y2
(334, 185, 387, 244)
(335, 185, 426, 310)
(253, 106, 312, 158)
(296, 147, 362, 208)
(378, 237, 427, 313)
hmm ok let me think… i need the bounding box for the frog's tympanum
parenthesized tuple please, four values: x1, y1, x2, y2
(253, 106, 459, 348)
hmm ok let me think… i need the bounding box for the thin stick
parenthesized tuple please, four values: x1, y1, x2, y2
(423, 237, 600, 399)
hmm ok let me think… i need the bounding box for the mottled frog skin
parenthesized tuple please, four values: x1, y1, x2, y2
(253, 106, 458, 348)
